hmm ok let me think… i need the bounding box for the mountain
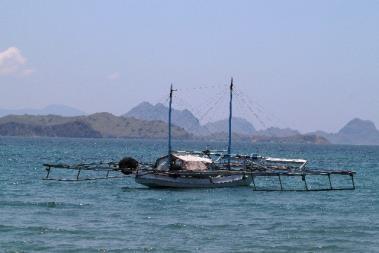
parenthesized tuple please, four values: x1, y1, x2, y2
(0, 121, 102, 138)
(124, 102, 257, 136)
(204, 117, 256, 135)
(7, 102, 376, 145)
(5, 111, 376, 145)
(251, 134, 330, 145)
(0, 113, 191, 139)
(210, 132, 326, 144)
(251, 127, 329, 145)
(307, 118, 379, 145)
(253, 127, 300, 138)
(0, 104, 86, 117)
(40, 104, 86, 116)
(249, 118, 379, 145)
(124, 102, 205, 134)
(195, 132, 252, 142)
(332, 118, 379, 145)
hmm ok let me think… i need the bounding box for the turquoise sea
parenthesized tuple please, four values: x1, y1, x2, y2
(0, 137, 378, 253)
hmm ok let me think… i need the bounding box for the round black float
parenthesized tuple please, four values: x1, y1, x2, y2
(118, 157, 139, 175)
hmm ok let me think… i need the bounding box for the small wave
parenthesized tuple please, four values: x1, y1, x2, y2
(121, 186, 152, 191)
(0, 200, 90, 209)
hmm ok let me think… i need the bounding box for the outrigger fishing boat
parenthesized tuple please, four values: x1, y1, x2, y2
(134, 80, 256, 188)
(43, 79, 356, 191)
(133, 151, 311, 188)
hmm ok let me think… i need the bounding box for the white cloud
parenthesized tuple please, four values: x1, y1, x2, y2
(0, 47, 33, 76)
(107, 72, 120, 81)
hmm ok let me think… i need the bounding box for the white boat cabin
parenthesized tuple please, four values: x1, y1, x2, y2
(154, 154, 213, 171)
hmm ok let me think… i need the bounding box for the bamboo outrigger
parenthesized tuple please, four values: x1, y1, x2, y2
(42, 79, 356, 191)
(42, 151, 356, 191)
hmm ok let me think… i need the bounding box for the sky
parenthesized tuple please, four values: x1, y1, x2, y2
(0, 0, 378, 133)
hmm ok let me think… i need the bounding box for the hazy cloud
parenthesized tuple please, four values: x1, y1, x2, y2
(107, 72, 120, 81)
(22, 68, 35, 76)
(0, 47, 33, 76)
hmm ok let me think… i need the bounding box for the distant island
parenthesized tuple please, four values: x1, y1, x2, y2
(0, 102, 379, 145)
(0, 104, 86, 117)
(0, 113, 190, 139)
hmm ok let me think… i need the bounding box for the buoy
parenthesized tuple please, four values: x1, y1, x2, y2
(118, 157, 139, 175)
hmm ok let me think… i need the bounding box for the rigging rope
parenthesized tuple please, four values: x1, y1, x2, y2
(153, 82, 291, 134)
(169, 84, 230, 134)
(234, 87, 286, 127)
(173, 84, 228, 119)
(234, 90, 267, 128)
(198, 91, 227, 123)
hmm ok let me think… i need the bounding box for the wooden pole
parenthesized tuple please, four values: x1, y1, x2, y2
(76, 169, 81, 180)
(252, 175, 256, 190)
(278, 174, 283, 191)
(303, 175, 309, 191)
(328, 174, 333, 190)
(168, 84, 174, 169)
(46, 166, 51, 179)
(227, 78, 233, 168)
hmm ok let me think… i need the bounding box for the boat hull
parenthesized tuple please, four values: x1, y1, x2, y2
(135, 173, 253, 188)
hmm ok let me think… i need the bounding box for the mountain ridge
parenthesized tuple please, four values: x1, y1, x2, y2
(0, 113, 191, 139)
(124, 102, 205, 135)
(204, 117, 256, 135)
(123, 102, 379, 145)
(1, 101, 378, 145)
(308, 118, 379, 145)
(253, 127, 300, 138)
(124, 102, 255, 136)
(0, 104, 86, 117)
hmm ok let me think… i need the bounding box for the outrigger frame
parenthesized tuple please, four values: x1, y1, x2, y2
(249, 169, 355, 191)
(42, 158, 356, 191)
(43, 162, 128, 181)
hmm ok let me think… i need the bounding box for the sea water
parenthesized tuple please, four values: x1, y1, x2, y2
(0, 137, 378, 253)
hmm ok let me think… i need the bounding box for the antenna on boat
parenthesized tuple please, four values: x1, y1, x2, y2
(168, 84, 176, 168)
(228, 77, 233, 168)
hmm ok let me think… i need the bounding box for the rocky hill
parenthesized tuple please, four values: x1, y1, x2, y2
(252, 118, 379, 145)
(251, 134, 330, 145)
(0, 121, 101, 138)
(204, 117, 256, 135)
(253, 127, 300, 138)
(0, 113, 191, 139)
(124, 102, 255, 136)
(0, 112, 327, 144)
(2, 103, 378, 145)
(124, 102, 206, 134)
(336, 118, 379, 144)
(310, 118, 379, 145)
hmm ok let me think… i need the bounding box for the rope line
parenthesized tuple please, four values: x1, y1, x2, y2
(234, 91, 267, 128)
(235, 87, 286, 127)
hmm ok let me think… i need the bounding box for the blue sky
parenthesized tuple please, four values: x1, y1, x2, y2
(0, 0, 378, 132)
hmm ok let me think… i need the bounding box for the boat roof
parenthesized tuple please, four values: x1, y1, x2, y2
(265, 157, 307, 164)
(173, 154, 212, 164)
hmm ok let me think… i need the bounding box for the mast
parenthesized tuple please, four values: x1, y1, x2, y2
(168, 84, 174, 167)
(227, 78, 233, 168)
